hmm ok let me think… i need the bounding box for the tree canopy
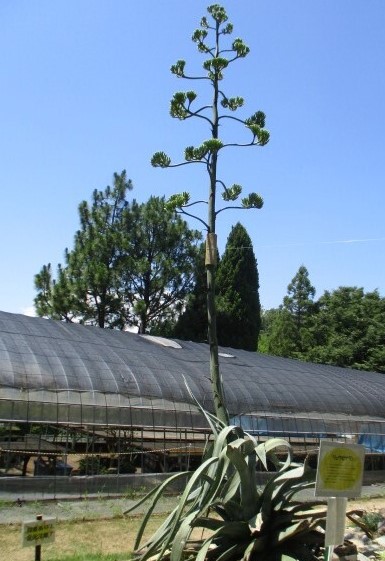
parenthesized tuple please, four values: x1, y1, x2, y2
(260, 266, 385, 373)
(34, 171, 201, 332)
(173, 223, 261, 351)
(216, 223, 261, 351)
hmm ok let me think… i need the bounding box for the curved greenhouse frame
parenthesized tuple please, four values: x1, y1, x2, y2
(1, 311, 385, 485)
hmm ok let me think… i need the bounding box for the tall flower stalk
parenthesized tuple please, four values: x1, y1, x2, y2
(151, 4, 269, 424)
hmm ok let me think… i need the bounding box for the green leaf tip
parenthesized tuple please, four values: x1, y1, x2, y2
(151, 151, 171, 168)
(222, 184, 242, 202)
(192, 29, 208, 43)
(170, 59, 186, 77)
(221, 96, 244, 111)
(207, 4, 228, 24)
(170, 92, 188, 119)
(203, 57, 229, 80)
(185, 139, 223, 161)
(242, 193, 264, 209)
(202, 138, 223, 151)
(245, 111, 266, 128)
(165, 192, 190, 211)
(232, 37, 250, 58)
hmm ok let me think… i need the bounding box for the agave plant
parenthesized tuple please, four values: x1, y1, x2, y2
(125, 404, 331, 561)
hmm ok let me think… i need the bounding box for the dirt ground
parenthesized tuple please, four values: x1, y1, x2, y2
(349, 495, 385, 514)
(1, 495, 385, 561)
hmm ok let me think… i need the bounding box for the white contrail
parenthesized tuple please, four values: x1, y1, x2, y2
(254, 237, 385, 249)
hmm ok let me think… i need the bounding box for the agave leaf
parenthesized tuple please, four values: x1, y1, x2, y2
(199, 453, 231, 512)
(291, 506, 328, 520)
(207, 425, 240, 479)
(127, 471, 190, 549)
(254, 441, 268, 470)
(212, 500, 245, 521)
(272, 520, 310, 546)
(248, 511, 263, 532)
(196, 539, 214, 561)
(242, 539, 257, 561)
(262, 438, 293, 471)
(170, 510, 198, 561)
(271, 464, 306, 485)
(271, 463, 316, 509)
(258, 467, 295, 522)
(283, 500, 326, 514)
(175, 455, 218, 515)
(211, 520, 251, 540)
(230, 436, 259, 492)
(184, 378, 226, 437)
(241, 534, 267, 560)
(220, 468, 241, 505)
(278, 477, 317, 509)
(226, 444, 258, 519)
(291, 532, 326, 548)
(140, 456, 221, 558)
(124, 470, 188, 515)
(136, 507, 179, 553)
(215, 542, 250, 561)
(193, 516, 226, 531)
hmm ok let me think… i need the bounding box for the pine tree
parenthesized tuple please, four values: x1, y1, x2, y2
(35, 171, 133, 328)
(262, 266, 316, 358)
(172, 244, 209, 342)
(121, 196, 201, 334)
(216, 223, 261, 351)
(34, 173, 201, 331)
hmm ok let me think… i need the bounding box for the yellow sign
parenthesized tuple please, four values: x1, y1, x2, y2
(22, 518, 56, 547)
(315, 441, 364, 498)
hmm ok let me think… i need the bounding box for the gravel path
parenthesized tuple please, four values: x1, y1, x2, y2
(1, 484, 385, 526)
(0, 495, 179, 525)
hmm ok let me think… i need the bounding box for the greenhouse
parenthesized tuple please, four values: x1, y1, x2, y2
(0, 310, 385, 485)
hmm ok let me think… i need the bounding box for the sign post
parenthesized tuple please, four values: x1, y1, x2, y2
(21, 514, 56, 561)
(315, 440, 365, 561)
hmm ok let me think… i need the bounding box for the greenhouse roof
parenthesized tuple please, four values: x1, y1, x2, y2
(0, 311, 384, 431)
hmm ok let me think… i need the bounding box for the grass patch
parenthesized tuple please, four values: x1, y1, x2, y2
(0, 515, 164, 561)
(46, 554, 131, 561)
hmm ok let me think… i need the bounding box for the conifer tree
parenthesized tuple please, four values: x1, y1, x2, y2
(216, 222, 261, 351)
(172, 243, 209, 342)
(263, 265, 316, 357)
(34, 173, 201, 331)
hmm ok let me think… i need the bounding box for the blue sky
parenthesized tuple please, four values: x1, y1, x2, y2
(1, 0, 384, 316)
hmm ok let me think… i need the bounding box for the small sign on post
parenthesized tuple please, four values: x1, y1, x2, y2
(315, 440, 365, 559)
(22, 515, 56, 560)
(316, 440, 365, 498)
